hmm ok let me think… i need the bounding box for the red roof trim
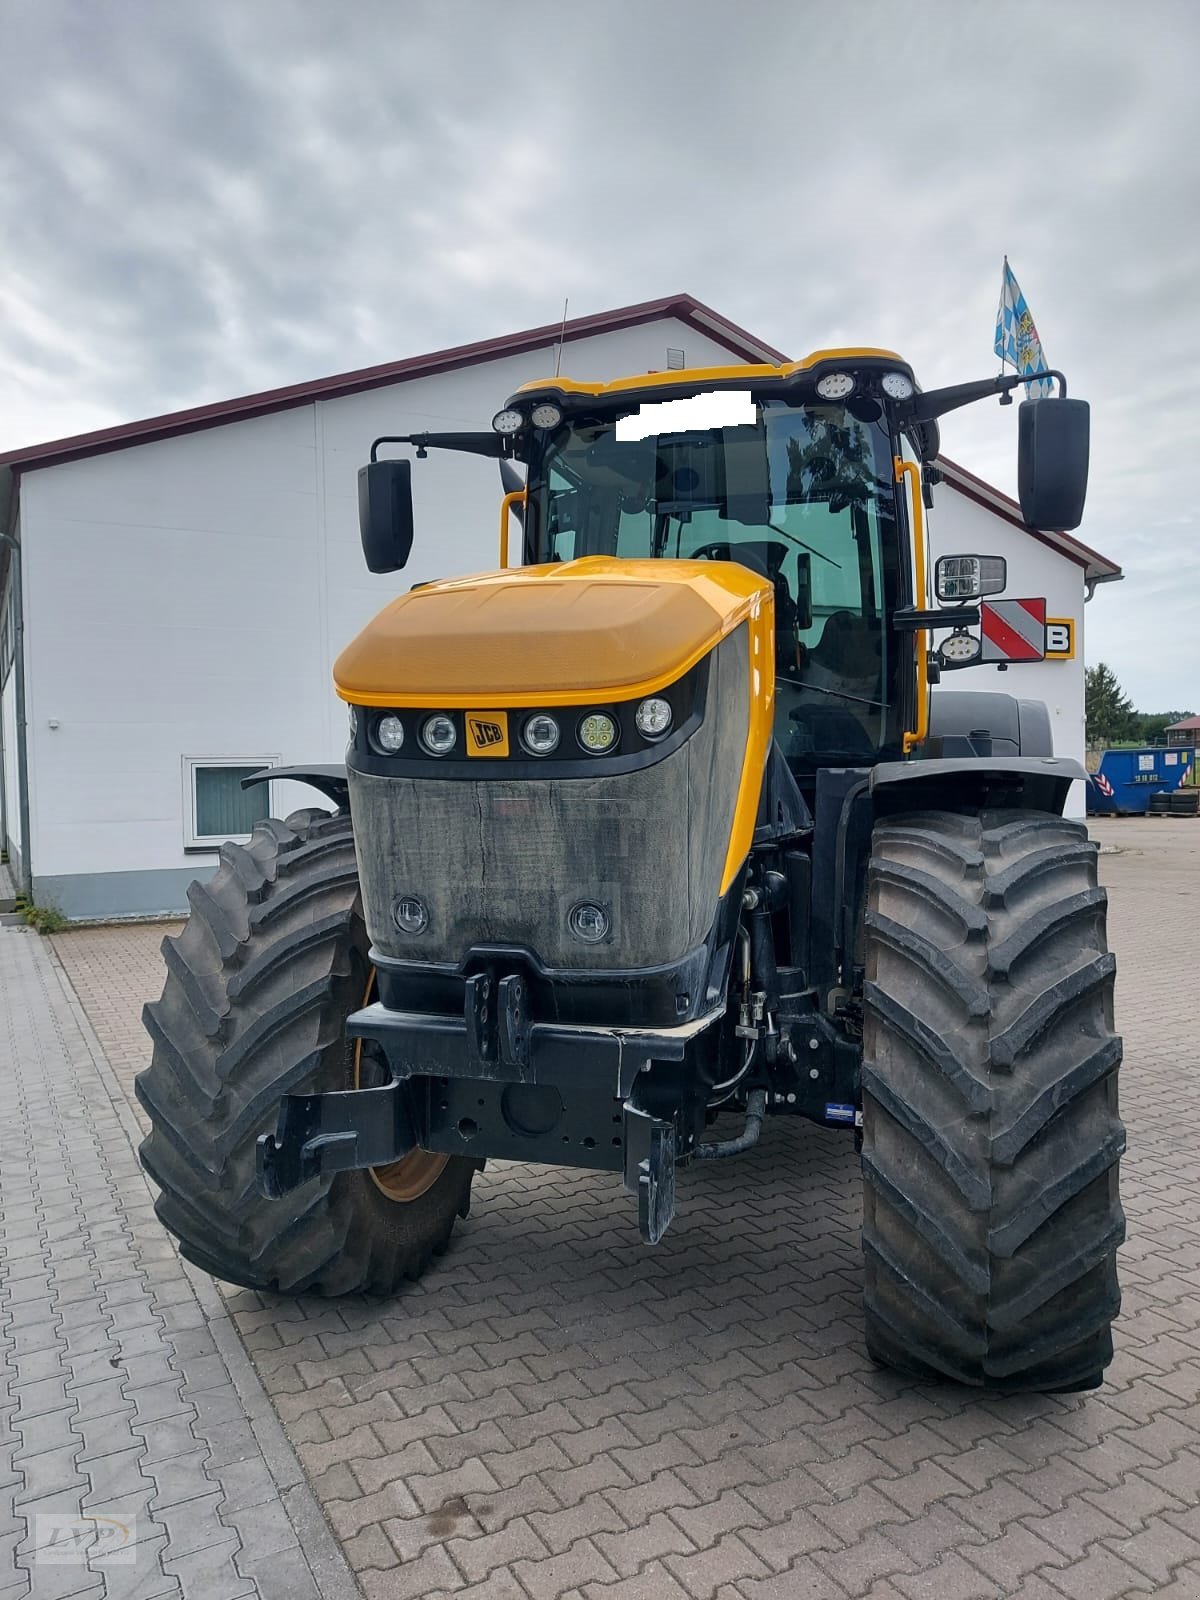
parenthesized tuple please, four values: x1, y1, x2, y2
(937, 454, 1121, 583)
(0, 294, 787, 474)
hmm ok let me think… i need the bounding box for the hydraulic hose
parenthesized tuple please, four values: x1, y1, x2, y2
(694, 1089, 768, 1161)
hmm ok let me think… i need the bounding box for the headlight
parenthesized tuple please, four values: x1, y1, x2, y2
(938, 630, 983, 667)
(491, 407, 525, 434)
(568, 901, 610, 943)
(634, 697, 672, 740)
(372, 713, 405, 754)
(815, 372, 855, 400)
(880, 372, 914, 400)
(393, 894, 429, 934)
(577, 712, 618, 754)
(521, 713, 560, 756)
(420, 714, 457, 756)
(530, 402, 563, 430)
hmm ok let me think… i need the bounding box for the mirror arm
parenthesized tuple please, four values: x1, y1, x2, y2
(902, 369, 1067, 425)
(370, 431, 508, 462)
(893, 605, 981, 631)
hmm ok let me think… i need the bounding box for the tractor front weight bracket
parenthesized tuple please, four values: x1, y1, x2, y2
(622, 1102, 678, 1244)
(253, 986, 724, 1242)
(256, 1077, 419, 1198)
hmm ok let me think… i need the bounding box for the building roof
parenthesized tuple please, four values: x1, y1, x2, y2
(1, 292, 1120, 586)
(0, 295, 784, 485)
(1167, 715, 1200, 732)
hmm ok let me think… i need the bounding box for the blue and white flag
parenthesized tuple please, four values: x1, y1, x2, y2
(995, 259, 1053, 398)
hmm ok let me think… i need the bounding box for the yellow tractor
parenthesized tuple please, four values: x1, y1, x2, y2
(137, 348, 1123, 1391)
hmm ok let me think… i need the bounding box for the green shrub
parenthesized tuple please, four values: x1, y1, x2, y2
(18, 900, 69, 935)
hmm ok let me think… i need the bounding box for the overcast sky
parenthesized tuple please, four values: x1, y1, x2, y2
(2, 0, 1196, 708)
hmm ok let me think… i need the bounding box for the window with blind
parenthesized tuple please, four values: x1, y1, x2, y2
(183, 758, 275, 849)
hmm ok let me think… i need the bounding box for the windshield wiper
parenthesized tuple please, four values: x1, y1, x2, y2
(778, 675, 889, 711)
(765, 519, 843, 569)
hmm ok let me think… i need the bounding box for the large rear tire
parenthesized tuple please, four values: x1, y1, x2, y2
(136, 809, 477, 1294)
(861, 809, 1124, 1391)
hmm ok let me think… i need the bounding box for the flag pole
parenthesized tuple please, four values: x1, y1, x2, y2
(997, 257, 1014, 404)
(998, 256, 1008, 378)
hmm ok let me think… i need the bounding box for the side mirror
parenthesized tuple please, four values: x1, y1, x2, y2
(358, 460, 415, 573)
(1018, 397, 1089, 531)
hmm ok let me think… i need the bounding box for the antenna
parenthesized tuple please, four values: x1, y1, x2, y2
(553, 297, 569, 377)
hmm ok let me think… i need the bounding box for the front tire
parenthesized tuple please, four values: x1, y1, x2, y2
(861, 809, 1124, 1391)
(136, 809, 477, 1294)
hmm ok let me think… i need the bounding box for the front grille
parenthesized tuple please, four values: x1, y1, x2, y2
(347, 629, 749, 973)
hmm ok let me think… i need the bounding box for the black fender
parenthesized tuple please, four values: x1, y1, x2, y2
(809, 754, 1087, 998)
(240, 764, 350, 811)
(870, 755, 1086, 817)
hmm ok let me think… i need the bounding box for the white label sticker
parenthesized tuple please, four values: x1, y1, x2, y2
(1166, 752, 1178, 765)
(616, 390, 756, 441)
(1139, 754, 1155, 771)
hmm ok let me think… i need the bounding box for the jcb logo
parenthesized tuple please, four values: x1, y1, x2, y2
(466, 712, 510, 757)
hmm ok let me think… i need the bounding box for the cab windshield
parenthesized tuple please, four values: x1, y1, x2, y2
(527, 398, 905, 772)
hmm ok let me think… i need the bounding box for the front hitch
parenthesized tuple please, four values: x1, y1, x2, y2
(256, 1078, 418, 1198)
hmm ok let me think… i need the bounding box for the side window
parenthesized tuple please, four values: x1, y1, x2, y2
(900, 432, 927, 605)
(544, 460, 577, 562)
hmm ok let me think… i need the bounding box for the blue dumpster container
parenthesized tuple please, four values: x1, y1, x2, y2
(1087, 746, 1194, 816)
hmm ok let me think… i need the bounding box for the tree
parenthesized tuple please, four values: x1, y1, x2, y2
(1133, 709, 1194, 743)
(1085, 663, 1136, 744)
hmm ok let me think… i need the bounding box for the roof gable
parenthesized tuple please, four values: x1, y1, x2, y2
(0, 294, 784, 477)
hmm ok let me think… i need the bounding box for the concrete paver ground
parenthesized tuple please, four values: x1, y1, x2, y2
(45, 817, 1200, 1599)
(0, 922, 358, 1600)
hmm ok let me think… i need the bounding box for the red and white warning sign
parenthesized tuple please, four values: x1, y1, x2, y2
(980, 598, 1047, 663)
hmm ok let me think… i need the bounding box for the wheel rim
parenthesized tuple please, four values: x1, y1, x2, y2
(353, 970, 449, 1203)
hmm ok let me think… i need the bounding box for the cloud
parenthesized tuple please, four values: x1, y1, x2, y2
(2, 0, 1197, 704)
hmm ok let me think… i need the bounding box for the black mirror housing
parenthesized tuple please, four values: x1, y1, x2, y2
(358, 460, 415, 573)
(1018, 397, 1089, 531)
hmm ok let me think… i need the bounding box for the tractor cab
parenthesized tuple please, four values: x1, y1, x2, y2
(514, 367, 909, 779)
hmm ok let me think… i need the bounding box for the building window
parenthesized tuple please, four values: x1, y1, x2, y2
(183, 757, 277, 850)
(666, 348, 686, 370)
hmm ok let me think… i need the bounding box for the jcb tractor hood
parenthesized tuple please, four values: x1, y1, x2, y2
(334, 558, 777, 1010)
(333, 556, 773, 708)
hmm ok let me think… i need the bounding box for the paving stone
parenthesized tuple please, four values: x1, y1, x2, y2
(661, 1531, 771, 1599)
(1040, 1543, 1157, 1600)
(0, 927, 348, 1600)
(511, 1536, 622, 1600)
(235, 1542, 322, 1600)
(161, 1536, 256, 1599)
(893, 1552, 1006, 1600)
(223, 1494, 298, 1562)
(211, 1454, 277, 1513)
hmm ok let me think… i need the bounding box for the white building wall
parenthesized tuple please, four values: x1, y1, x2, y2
(19, 315, 747, 915)
(928, 483, 1088, 815)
